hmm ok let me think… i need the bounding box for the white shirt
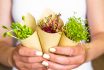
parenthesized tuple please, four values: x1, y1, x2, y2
(12, 0, 86, 23)
(12, 0, 93, 70)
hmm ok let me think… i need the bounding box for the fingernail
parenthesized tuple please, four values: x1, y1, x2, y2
(35, 51, 43, 56)
(43, 54, 50, 59)
(42, 61, 49, 66)
(49, 48, 56, 52)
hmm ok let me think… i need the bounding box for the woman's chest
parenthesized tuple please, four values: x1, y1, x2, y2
(12, 0, 86, 23)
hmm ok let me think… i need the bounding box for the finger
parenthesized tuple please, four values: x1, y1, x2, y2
(43, 53, 70, 65)
(36, 67, 47, 70)
(19, 68, 29, 70)
(47, 68, 54, 70)
(67, 55, 85, 65)
(25, 63, 45, 69)
(49, 44, 85, 56)
(14, 61, 25, 70)
(19, 56, 44, 63)
(42, 61, 78, 70)
(43, 53, 85, 65)
(17, 45, 43, 57)
(16, 61, 45, 69)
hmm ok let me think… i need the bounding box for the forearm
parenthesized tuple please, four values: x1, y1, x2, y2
(0, 0, 16, 67)
(0, 41, 15, 67)
(86, 0, 104, 62)
(86, 32, 104, 61)
(0, 0, 12, 24)
(0, 0, 12, 44)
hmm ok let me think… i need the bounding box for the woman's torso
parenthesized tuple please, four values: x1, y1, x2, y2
(12, 0, 86, 23)
(12, 0, 93, 70)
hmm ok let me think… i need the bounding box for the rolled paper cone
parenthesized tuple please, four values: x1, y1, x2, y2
(37, 26, 62, 53)
(21, 31, 42, 51)
(20, 13, 42, 51)
(59, 33, 78, 47)
(37, 10, 63, 52)
(23, 13, 37, 31)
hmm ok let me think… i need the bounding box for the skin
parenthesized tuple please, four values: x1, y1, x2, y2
(0, 0, 46, 70)
(44, 44, 86, 70)
(12, 45, 47, 70)
(0, 0, 104, 70)
(43, 0, 104, 70)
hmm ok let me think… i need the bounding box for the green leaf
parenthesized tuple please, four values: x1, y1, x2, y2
(64, 16, 90, 42)
(3, 32, 7, 37)
(7, 32, 12, 37)
(2, 22, 33, 40)
(2, 26, 8, 30)
(22, 16, 25, 20)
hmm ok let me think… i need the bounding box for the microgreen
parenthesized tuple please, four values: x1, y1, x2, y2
(38, 14, 64, 33)
(2, 22, 33, 40)
(64, 16, 90, 42)
(2, 26, 8, 30)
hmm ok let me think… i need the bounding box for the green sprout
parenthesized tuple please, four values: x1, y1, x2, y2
(2, 22, 33, 40)
(64, 16, 90, 42)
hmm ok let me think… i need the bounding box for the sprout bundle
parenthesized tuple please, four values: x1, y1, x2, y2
(59, 16, 89, 47)
(2, 13, 42, 51)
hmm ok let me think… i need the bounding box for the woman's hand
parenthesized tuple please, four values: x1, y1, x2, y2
(12, 44, 46, 70)
(42, 43, 87, 70)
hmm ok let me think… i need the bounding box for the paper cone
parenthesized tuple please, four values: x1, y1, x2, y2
(59, 33, 78, 47)
(37, 10, 63, 52)
(21, 31, 42, 51)
(37, 26, 62, 53)
(20, 13, 42, 51)
(23, 13, 36, 31)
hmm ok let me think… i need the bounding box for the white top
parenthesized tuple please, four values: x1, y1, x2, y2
(12, 0, 86, 23)
(12, 0, 93, 70)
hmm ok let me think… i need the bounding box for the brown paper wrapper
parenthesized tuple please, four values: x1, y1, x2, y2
(21, 31, 42, 51)
(23, 13, 37, 31)
(20, 13, 42, 51)
(59, 33, 78, 47)
(37, 26, 62, 53)
(37, 10, 63, 52)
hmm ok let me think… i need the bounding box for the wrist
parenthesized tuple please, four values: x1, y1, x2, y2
(8, 47, 15, 67)
(79, 43, 90, 62)
(84, 42, 95, 62)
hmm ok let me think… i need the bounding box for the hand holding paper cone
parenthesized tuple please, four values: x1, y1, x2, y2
(37, 11, 64, 53)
